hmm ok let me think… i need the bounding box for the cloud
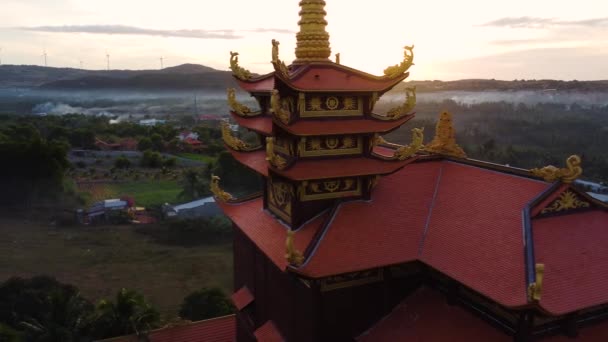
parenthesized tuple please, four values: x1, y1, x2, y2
(480, 16, 608, 29)
(20, 25, 295, 39)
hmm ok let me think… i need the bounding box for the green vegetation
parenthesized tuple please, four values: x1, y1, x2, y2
(109, 180, 182, 207)
(0, 219, 233, 320)
(178, 152, 217, 164)
(179, 287, 234, 321)
(379, 100, 608, 183)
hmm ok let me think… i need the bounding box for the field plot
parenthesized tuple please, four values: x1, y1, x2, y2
(0, 219, 233, 318)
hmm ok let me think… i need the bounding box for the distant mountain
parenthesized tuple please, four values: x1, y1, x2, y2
(0, 63, 229, 89)
(397, 79, 608, 93)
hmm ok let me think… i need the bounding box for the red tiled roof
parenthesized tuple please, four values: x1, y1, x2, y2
(231, 286, 254, 311)
(419, 162, 548, 307)
(275, 156, 417, 181)
(227, 149, 268, 177)
(534, 210, 608, 315)
(236, 74, 275, 93)
(357, 287, 511, 342)
(284, 63, 407, 92)
(296, 162, 441, 277)
(295, 160, 550, 309)
(218, 198, 327, 270)
(105, 315, 235, 342)
(254, 321, 285, 342)
(230, 113, 273, 135)
(276, 115, 414, 136)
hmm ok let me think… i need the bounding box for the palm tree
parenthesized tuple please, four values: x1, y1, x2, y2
(89, 288, 160, 340)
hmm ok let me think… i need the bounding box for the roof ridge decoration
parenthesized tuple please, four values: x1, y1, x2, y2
(294, 0, 332, 63)
(528, 263, 544, 301)
(266, 137, 288, 170)
(270, 90, 291, 125)
(210, 175, 234, 202)
(424, 111, 467, 158)
(383, 45, 415, 78)
(226, 88, 254, 117)
(530, 155, 583, 183)
(221, 121, 261, 152)
(394, 128, 425, 160)
(285, 230, 304, 266)
(271, 39, 290, 79)
(229, 51, 252, 80)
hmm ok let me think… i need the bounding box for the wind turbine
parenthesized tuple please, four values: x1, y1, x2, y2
(160, 56, 164, 70)
(79, 60, 84, 69)
(0, 47, 3, 65)
(42, 49, 48, 67)
(105, 50, 110, 71)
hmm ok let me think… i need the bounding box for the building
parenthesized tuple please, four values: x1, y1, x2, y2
(205, 1, 608, 341)
(162, 196, 221, 219)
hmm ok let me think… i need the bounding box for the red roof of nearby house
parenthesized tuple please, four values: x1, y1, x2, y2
(254, 320, 285, 342)
(218, 198, 327, 271)
(276, 114, 414, 136)
(283, 63, 408, 92)
(231, 286, 254, 311)
(235, 73, 275, 93)
(104, 315, 235, 342)
(357, 287, 511, 342)
(534, 210, 608, 315)
(184, 137, 202, 145)
(230, 113, 273, 135)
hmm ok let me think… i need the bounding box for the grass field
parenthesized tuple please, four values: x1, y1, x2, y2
(177, 153, 217, 164)
(79, 180, 183, 207)
(0, 219, 233, 319)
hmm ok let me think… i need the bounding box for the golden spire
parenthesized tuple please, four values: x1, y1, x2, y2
(294, 0, 332, 63)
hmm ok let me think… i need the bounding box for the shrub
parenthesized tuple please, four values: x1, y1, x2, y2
(114, 156, 131, 169)
(179, 287, 234, 321)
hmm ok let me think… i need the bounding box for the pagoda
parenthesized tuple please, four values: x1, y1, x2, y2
(212, 1, 608, 341)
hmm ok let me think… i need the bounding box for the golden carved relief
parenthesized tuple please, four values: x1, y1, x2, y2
(271, 90, 291, 125)
(424, 111, 467, 158)
(229, 51, 252, 80)
(267, 177, 293, 223)
(301, 95, 362, 117)
(531, 155, 583, 183)
(285, 230, 304, 266)
(272, 136, 294, 156)
(541, 191, 590, 214)
(226, 88, 253, 116)
(271, 39, 289, 78)
(266, 137, 288, 170)
(299, 135, 362, 157)
(210, 175, 233, 202)
(299, 177, 361, 201)
(394, 127, 424, 160)
(383, 45, 415, 78)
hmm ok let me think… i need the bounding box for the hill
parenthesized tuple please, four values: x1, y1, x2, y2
(398, 79, 608, 92)
(0, 63, 225, 89)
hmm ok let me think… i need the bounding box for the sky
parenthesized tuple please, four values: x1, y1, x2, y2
(0, 0, 607, 80)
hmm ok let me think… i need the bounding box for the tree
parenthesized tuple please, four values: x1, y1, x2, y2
(0, 276, 93, 341)
(140, 150, 163, 168)
(89, 288, 160, 340)
(179, 287, 234, 321)
(137, 137, 153, 151)
(178, 169, 209, 200)
(114, 156, 132, 169)
(150, 133, 164, 152)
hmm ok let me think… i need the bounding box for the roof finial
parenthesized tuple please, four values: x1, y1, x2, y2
(424, 111, 467, 159)
(294, 0, 332, 63)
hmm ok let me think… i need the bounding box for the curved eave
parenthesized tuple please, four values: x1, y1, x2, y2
(277, 63, 409, 93)
(275, 155, 419, 181)
(276, 114, 414, 136)
(227, 149, 268, 177)
(230, 112, 273, 135)
(234, 72, 275, 93)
